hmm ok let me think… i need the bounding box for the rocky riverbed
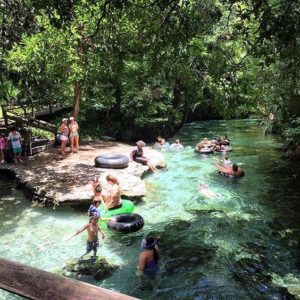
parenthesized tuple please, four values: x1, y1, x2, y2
(0, 141, 166, 206)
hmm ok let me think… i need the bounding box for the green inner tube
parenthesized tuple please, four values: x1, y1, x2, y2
(99, 199, 135, 219)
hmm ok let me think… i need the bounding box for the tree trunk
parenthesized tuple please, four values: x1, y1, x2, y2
(72, 23, 85, 119)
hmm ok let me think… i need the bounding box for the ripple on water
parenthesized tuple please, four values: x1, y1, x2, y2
(1, 119, 300, 300)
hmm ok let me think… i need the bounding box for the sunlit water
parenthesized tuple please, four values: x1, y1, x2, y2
(1, 119, 300, 299)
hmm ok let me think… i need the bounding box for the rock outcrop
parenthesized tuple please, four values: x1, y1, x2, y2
(0, 141, 166, 206)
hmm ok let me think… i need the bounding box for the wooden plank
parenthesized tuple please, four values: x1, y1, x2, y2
(0, 258, 139, 300)
(5, 113, 57, 133)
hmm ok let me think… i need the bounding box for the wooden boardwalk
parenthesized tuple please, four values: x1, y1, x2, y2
(0, 257, 139, 300)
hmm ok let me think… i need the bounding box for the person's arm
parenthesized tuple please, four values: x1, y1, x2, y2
(66, 224, 87, 241)
(130, 150, 134, 161)
(137, 253, 147, 272)
(97, 224, 106, 239)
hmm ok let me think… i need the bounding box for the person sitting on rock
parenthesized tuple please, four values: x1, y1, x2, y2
(130, 140, 158, 173)
(67, 215, 106, 260)
(102, 175, 123, 210)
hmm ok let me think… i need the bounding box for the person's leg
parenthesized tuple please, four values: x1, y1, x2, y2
(70, 135, 74, 153)
(18, 148, 23, 162)
(74, 135, 79, 152)
(12, 148, 18, 163)
(61, 140, 67, 155)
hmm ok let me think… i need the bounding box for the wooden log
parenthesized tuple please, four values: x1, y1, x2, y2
(5, 113, 57, 133)
(0, 258, 139, 300)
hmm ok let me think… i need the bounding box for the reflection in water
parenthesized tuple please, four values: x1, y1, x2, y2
(1, 119, 300, 299)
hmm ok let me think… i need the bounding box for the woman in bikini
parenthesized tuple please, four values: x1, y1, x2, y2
(69, 116, 79, 153)
(59, 118, 69, 155)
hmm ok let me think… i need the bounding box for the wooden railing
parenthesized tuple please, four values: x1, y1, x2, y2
(0, 258, 139, 300)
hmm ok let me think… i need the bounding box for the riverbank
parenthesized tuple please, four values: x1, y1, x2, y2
(0, 141, 166, 206)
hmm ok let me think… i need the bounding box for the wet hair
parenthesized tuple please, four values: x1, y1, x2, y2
(95, 184, 102, 192)
(11, 126, 16, 132)
(232, 163, 238, 172)
(240, 170, 245, 177)
(106, 175, 119, 185)
(89, 215, 99, 222)
(225, 156, 229, 160)
(145, 236, 159, 263)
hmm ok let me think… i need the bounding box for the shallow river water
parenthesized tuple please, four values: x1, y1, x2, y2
(1, 119, 300, 299)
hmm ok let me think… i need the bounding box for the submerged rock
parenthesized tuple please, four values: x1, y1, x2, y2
(62, 256, 119, 280)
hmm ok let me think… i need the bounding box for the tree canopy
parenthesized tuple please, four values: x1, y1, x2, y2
(1, 0, 300, 142)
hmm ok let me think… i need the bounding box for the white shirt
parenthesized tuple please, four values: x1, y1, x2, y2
(8, 131, 21, 149)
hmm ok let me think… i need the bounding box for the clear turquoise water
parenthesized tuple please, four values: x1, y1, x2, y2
(1, 119, 300, 299)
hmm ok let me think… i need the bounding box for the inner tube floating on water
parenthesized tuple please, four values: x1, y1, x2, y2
(218, 170, 245, 178)
(214, 146, 233, 153)
(94, 154, 129, 169)
(108, 213, 144, 233)
(194, 147, 214, 154)
(100, 200, 135, 218)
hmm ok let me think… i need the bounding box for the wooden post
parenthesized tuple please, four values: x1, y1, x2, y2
(2, 105, 8, 127)
(0, 257, 139, 300)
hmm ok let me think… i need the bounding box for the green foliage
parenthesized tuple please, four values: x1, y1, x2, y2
(1, 0, 300, 141)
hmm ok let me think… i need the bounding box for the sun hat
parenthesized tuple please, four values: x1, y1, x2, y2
(136, 140, 146, 147)
(62, 118, 68, 122)
(69, 116, 75, 121)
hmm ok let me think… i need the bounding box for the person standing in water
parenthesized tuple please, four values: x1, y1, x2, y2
(67, 215, 106, 259)
(137, 236, 159, 277)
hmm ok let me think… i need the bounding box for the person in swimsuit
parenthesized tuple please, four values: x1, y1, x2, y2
(67, 215, 106, 259)
(59, 118, 69, 155)
(130, 140, 158, 173)
(137, 236, 159, 277)
(170, 139, 183, 149)
(69, 116, 79, 153)
(217, 163, 245, 177)
(102, 175, 122, 210)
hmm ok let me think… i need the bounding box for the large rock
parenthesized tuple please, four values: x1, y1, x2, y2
(61, 256, 119, 280)
(0, 142, 166, 206)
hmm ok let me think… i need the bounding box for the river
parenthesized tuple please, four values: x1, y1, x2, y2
(1, 119, 300, 299)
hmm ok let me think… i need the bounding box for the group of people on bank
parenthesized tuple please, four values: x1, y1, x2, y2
(58, 117, 79, 155)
